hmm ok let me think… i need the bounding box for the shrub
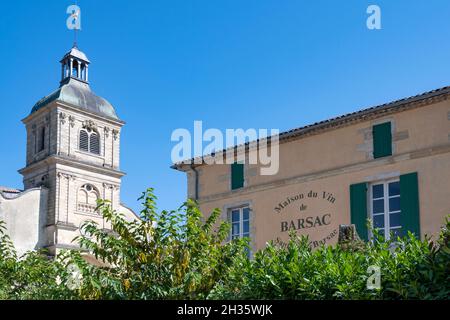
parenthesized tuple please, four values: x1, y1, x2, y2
(210, 218, 450, 300)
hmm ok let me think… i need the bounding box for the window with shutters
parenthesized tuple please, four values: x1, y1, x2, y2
(370, 179, 402, 240)
(351, 172, 420, 242)
(79, 129, 101, 155)
(372, 122, 392, 158)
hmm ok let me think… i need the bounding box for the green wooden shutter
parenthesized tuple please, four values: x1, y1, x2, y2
(231, 163, 244, 190)
(350, 183, 368, 241)
(373, 122, 392, 158)
(400, 172, 421, 238)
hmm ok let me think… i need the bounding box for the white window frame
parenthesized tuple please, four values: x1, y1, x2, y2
(229, 206, 250, 240)
(369, 178, 401, 241)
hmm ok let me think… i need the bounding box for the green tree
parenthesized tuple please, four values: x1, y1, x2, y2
(69, 188, 248, 299)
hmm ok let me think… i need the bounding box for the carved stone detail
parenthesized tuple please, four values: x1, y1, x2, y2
(59, 112, 67, 125)
(112, 129, 119, 141)
(103, 183, 119, 190)
(82, 120, 97, 131)
(69, 115, 75, 128)
(57, 172, 76, 181)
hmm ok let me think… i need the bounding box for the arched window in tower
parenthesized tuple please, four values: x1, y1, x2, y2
(77, 184, 100, 214)
(79, 128, 101, 155)
(79, 129, 89, 152)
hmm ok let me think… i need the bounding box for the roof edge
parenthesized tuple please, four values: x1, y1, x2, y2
(22, 100, 125, 126)
(0, 186, 47, 201)
(172, 85, 450, 170)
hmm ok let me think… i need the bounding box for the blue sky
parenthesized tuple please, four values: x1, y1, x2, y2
(1, 0, 449, 213)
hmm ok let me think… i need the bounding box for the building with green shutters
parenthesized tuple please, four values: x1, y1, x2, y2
(173, 86, 450, 251)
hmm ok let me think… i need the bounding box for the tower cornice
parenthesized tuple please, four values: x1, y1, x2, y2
(18, 154, 126, 179)
(23, 100, 125, 126)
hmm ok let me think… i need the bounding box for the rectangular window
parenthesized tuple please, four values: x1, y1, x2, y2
(231, 163, 244, 190)
(370, 179, 402, 240)
(373, 122, 392, 158)
(230, 206, 250, 240)
(37, 126, 45, 152)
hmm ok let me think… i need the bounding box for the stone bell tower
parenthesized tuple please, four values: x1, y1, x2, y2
(19, 45, 133, 255)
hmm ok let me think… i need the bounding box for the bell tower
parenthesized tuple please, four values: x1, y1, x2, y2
(60, 44, 90, 84)
(19, 45, 130, 255)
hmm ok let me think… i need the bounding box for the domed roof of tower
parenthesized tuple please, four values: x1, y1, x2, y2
(30, 46, 119, 120)
(31, 79, 119, 119)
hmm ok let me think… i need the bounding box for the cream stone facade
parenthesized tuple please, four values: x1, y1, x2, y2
(0, 45, 137, 256)
(0, 187, 48, 256)
(174, 87, 450, 252)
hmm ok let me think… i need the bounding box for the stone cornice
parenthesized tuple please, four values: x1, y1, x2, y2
(18, 154, 126, 178)
(54, 222, 78, 231)
(22, 100, 125, 127)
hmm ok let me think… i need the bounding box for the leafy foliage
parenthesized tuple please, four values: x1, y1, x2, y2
(66, 188, 249, 299)
(0, 221, 75, 299)
(0, 188, 448, 300)
(210, 218, 450, 300)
